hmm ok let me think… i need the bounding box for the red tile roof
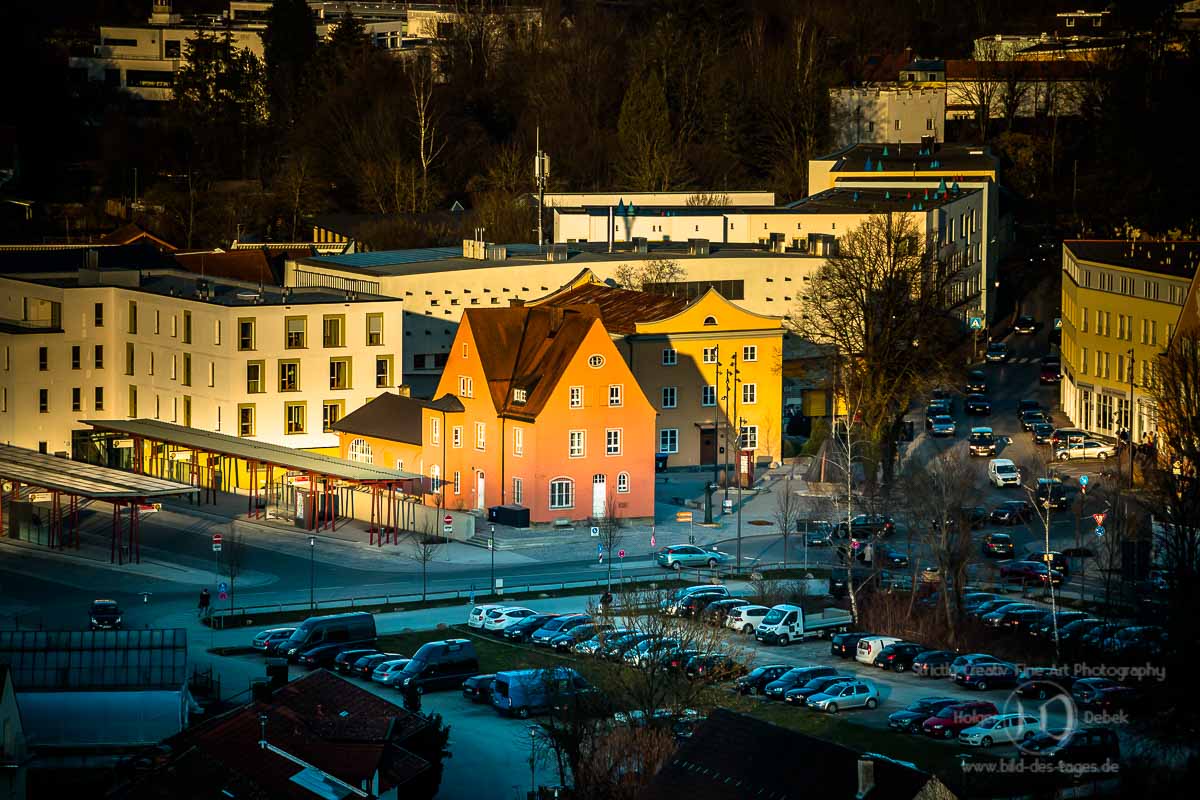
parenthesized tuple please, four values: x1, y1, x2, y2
(97, 223, 177, 252)
(944, 59, 1092, 80)
(532, 277, 687, 335)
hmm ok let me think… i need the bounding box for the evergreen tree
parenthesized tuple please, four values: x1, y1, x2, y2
(262, 0, 317, 130)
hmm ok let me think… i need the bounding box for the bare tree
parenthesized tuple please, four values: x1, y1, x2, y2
(956, 41, 1002, 141)
(407, 54, 446, 213)
(571, 724, 677, 800)
(773, 477, 801, 569)
(1017, 448, 1062, 657)
(593, 494, 624, 594)
(408, 520, 445, 602)
(612, 258, 685, 292)
(220, 526, 247, 612)
(996, 59, 1033, 132)
(686, 192, 731, 206)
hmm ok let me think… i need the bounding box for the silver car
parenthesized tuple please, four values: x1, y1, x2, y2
(656, 545, 731, 570)
(807, 680, 880, 713)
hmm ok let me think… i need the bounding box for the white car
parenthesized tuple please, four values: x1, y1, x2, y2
(482, 606, 536, 632)
(725, 604, 770, 635)
(806, 680, 879, 714)
(958, 713, 1041, 747)
(1055, 440, 1116, 461)
(371, 658, 412, 685)
(988, 458, 1021, 488)
(467, 604, 506, 629)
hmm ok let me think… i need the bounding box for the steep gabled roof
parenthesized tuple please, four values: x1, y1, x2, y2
(332, 392, 464, 445)
(530, 269, 688, 335)
(97, 223, 177, 251)
(464, 305, 603, 418)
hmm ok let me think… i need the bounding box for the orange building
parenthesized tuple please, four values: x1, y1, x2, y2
(334, 305, 656, 524)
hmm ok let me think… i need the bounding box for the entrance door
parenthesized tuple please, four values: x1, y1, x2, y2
(476, 471, 485, 510)
(1080, 389, 1092, 431)
(700, 427, 717, 465)
(592, 474, 607, 518)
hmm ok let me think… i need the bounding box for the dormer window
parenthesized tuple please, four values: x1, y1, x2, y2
(513, 388, 527, 404)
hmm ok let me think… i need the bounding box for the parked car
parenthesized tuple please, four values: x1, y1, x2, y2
(961, 506, 989, 529)
(676, 593, 727, 618)
(926, 400, 952, 428)
(764, 666, 839, 699)
(836, 514, 895, 538)
(735, 664, 791, 696)
(502, 613, 562, 643)
(959, 713, 1041, 747)
(965, 394, 992, 415)
(888, 697, 960, 732)
(990, 500, 1034, 525)
(955, 661, 1019, 691)
(334, 648, 377, 675)
(985, 341, 1009, 362)
(988, 458, 1021, 488)
(1050, 427, 1088, 448)
(683, 652, 746, 680)
(280, 612, 376, 663)
(252, 627, 296, 653)
(661, 585, 729, 615)
(1101, 625, 1166, 657)
(982, 606, 1042, 629)
(1020, 409, 1050, 431)
(574, 628, 632, 657)
(397, 638, 479, 693)
(1014, 316, 1037, 334)
(873, 642, 929, 672)
(922, 700, 998, 739)
(949, 654, 1004, 679)
(1056, 439, 1117, 461)
(656, 545, 731, 570)
(602, 632, 656, 661)
(702, 599, 751, 626)
(807, 680, 880, 713)
(1030, 422, 1055, 444)
(1079, 623, 1123, 650)
(371, 658, 413, 686)
(1039, 357, 1062, 384)
(830, 632, 872, 659)
(965, 370, 988, 394)
(550, 623, 613, 652)
(462, 673, 496, 703)
(1029, 611, 1089, 639)
(1016, 399, 1041, 418)
(1071, 678, 1137, 709)
(969, 600, 1032, 620)
(856, 635, 902, 665)
(968, 427, 997, 456)
(467, 604, 506, 629)
(1029, 550, 1072, 575)
(297, 641, 362, 669)
(482, 606, 537, 632)
(929, 415, 956, 437)
(726, 604, 771, 635)
(874, 549, 910, 568)
(784, 674, 855, 706)
(530, 614, 592, 646)
(805, 521, 835, 546)
(353, 652, 404, 679)
(982, 533, 1015, 558)
(1017, 668, 1076, 700)
(89, 599, 123, 631)
(624, 637, 680, 668)
(492, 668, 589, 718)
(1021, 728, 1121, 769)
(1000, 561, 1064, 586)
(912, 650, 956, 678)
(1057, 618, 1106, 644)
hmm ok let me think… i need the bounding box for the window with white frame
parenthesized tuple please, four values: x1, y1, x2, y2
(702, 346, 717, 364)
(512, 388, 527, 404)
(512, 476, 523, 504)
(740, 425, 758, 449)
(569, 386, 583, 408)
(452, 425, 462, 448)
(430, 464, 440, 492)
(569, 430, 585, 458)
(662, 348, 677, 366)
(742, 383, 757, 404)
(453, 471, 461, 495)
(458, 376, 473, 398)
(662, 386, 677, 408)
(617, 472, 630, 493)
(475, 421, 486, 449)
(430, 416, 440, 444)
(606, 428, 621, 455)
(702, 385, 716, 407)
(549, 478, 574, 509)
(608, 384, 622, 407)
(742, 345, 757, 362)
(659, 428, 678, 453)
(513, 426, 524, 456)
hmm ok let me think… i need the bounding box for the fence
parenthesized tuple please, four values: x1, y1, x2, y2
(293, 269, 380, 296)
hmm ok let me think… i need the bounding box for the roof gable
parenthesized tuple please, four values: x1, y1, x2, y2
(634, 288, 783, 335)
(530, 269, 689, 335)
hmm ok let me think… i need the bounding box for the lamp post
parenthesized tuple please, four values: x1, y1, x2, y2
(1127, 348, 1136, 488)
(308, 536, 315, 611)
(736, 416, 745, 571)
(528, 725, 538, 797)
(707, 347, 720, 524)
(489, 524, 496, 598)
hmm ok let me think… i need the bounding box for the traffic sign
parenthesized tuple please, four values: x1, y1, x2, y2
(1078, 474, 1089, 487)
(675, 511, 693, 523)
(443, 525, 454, 534)
(650, 530, 656, 548)
(968, 316, 983, 330)
(218, 581, 228, 593)
(212, 532, 222, 553)
(1094, 525, 1106, 537)
(1054, 317, 1063, 330)
(598, 543, 604, 564)
(590, 526, 600, 537)
(618, 549, 625, 559)
(219, 592, 228, 601)
(444, 514, 453, 525)
(1092, 512, 1107, 526)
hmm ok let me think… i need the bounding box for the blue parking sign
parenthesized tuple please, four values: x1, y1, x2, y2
(968, 317, 983, 330)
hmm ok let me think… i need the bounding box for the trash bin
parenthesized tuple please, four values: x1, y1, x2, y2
(655, 454, 669, 473)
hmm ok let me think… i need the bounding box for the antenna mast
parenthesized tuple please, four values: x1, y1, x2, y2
(534, 128, 549, 251)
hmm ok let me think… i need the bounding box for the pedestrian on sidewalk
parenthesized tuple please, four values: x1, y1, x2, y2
(198, 588, 211, 619)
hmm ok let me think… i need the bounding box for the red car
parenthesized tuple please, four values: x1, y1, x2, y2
(1000, 560, 1064, 586)
(1039, 358, 1062, 384)
(922, 700, 998, 739)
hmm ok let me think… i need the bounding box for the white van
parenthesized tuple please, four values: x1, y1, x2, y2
(855, 635, 901, 665)
(725, 604, 770, 635)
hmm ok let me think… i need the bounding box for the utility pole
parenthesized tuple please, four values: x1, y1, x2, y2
(1127, 348, 1135, 487)
(737, 415, 745, 571)
(707, 347, 720, 524)
(489, 524, 496, 598)
(723, 358, 732, 504)
(534, 128, 549, 250)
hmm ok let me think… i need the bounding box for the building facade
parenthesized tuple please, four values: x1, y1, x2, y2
(0, 269, 401, 455)
(828, 86, 946, 148)
(1059, 240, 1199, 441)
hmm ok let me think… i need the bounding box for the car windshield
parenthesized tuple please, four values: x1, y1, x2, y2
(970, 432, 993, 442)
(933, 416, 952, 424)
(997, 465, 1017, 475)
(761, 608, 786, 625)
(978, 718, 999, 729)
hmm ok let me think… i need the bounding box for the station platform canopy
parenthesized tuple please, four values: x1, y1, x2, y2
(82, 418, 420, 484)
(0, 443, 197, 500)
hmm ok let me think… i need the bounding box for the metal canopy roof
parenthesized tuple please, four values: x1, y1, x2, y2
(0, 444, 198, 499)
(82, 419, 421, 483)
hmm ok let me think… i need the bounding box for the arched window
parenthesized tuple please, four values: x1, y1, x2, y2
(348, 438, 373, 463)
(549, 477, 575, 510)
(703, 316, 718, 326)
(617, 472, 630, 493)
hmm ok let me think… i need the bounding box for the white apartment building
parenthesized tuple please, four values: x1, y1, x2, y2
(538, 191, 776, 209)
(828, 87, 945, 148)
(0, 269, 401, 455)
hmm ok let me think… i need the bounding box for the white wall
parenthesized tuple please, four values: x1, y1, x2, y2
(829, 87, 945, 149)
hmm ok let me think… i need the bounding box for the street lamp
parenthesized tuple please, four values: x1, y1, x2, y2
(528, 725, 538, 797)
(489, 524, 496, 598)
(309, 536, 315, 611)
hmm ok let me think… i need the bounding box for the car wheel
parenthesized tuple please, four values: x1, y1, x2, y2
(516, 707, 530, 719)
(982, 736, 993, 748)
(827, 703, 838, 714)
(743, 624, 754, 635)
(1098, 452, 1108, 460)
(1037, 688, 1048, 700)
(865, 698, 878, 709)
(977, 680, 989, 691)
(672, 561, 682, 571)
(707, 558, 718, 569)
(778, 634, 789, 647)
(894, 663, 905, 673)
(416, 685, 424, 695)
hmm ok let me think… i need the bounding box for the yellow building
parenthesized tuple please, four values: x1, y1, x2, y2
(1060, 240, 1200, 440)
(531, 270, 785, 468)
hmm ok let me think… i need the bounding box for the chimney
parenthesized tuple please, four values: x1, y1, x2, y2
(510, 298, 526, 307)
(856, 758, 875, 799)
(608, 206, 614, 253)
(396, 384, 411, 397)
